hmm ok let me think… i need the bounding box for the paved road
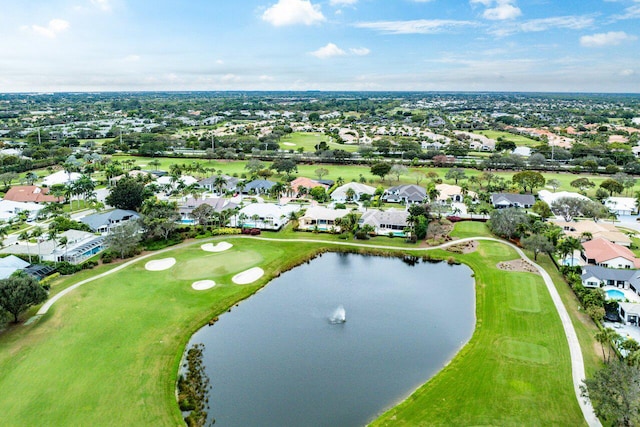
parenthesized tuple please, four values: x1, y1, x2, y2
(34, 235, 601, 426)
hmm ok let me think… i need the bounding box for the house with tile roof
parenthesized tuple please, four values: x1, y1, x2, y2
(581, 238, 640, 269)
(4, 186, 61, 203)
(331, 182, 376, 203)
(382, 184, 427, 204)
(290, 177, 327, 196)
(298, 206, 349, 232)
(80, 209, 140, 235)
(553, 220, 631, 247)
(435, 184, 477, 204)
(491, 193, 535, 209)
(359, 209, 409, 236)
(580, 265, 640, 292)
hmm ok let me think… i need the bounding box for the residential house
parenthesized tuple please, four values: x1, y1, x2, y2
(0, 229, 105, 264)
(581, 238, 640, 269)
(618, 302, 640, 326)
(491, 193, 535, 209)
(178, 197, 239, 222)
(382, 184, 427, 204)
(108, 170, 153, 187)
(198, 175, 239, 195)
(359, 209, 409, 236)
(3, 186, 61, 203)
(537, 190, 589, 207)
(230, 203, 300, 230)
(289, 177, 328, 197)
(331, 182, 376, 203)
(435, 184, 477, 204)
(298, 206, 349, 232)
(42, 170, 81, 187)
(157, 175, 198, 191)
(0, 255, 30, 279)
(0, 200, 44, 222)
(242, 179, 276, 195)
(80, 209, 141, 235)
(553, 220, 631, 247)
(604, 197, 636, 216)
(580, 265, 640, 292)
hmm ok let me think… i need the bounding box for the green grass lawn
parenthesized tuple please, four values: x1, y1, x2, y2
(473, 129, 540, 147)
(279, 131, 361, 153)
(373, 242, 585, 426)
(0, 231, 587, 426)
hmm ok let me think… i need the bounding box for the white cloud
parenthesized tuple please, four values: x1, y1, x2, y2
(355, 19, 477, 34)
(91, 0, 112, 12)
(612, 4, 640, 20)
(471, 0, 521, 20)
(22, 19, 70, 38)
(580, 31, 637, 47)
(310, 43, 346, 59)
(262, 0, 325, 26)
(330, 0, 357, 5)
(620, 69, 635, 77)
(491, 15, 594, 36)
(350, 47, 370, 56)
(123, 54, 140, 62)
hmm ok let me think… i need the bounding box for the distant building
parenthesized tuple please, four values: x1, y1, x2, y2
(491, 193, 535, 209)
(382, 184, 427, 204)
(42, 171, 81, 187)
(359, 209, 409, 236)
(331, 183, 376, 203)
(80, 209, 141, 235)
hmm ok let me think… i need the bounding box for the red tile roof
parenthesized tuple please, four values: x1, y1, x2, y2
(3, 186, 60, 203)
(582, 238, 640, 267)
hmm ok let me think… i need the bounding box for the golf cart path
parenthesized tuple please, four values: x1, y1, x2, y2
(35, 235, 600, 427)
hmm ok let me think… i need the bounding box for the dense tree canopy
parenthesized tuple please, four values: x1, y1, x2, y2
(105, 176, 151, 211)
(0, 272, 47, 323)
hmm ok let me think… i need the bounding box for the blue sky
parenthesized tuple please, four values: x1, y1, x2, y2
(0, 0, 638, 92)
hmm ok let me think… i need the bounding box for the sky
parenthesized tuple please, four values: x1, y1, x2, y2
(0, 0, 639, 93)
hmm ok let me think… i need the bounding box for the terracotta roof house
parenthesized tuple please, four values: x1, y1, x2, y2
(359, 209, 409, 236)
(435, 184, 477, 203)
(553, 220, 631, 247)
(290, 177, 327, 196)
(491, 193, 535, 209)
(4, 186, 61, 203)
(382, 184, 427, 204)
(581, 238, 640, 269)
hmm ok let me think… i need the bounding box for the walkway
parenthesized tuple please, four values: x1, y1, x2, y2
(34, 235, 601, 426)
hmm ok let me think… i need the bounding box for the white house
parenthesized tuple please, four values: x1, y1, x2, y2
(435, 184, 477, 204)
(1, 230, 105, 264)
(604, 197, 636, 216)
(331, 182, 376, 203)
(298, 206, 349, 232)
(231, 203, 301, 230)
(359, 209, 409, 236)
(0, 199, 44, 221)
(538, 190, 589, 207)
(582, 238, 640, 269)
(42, 170, 81, 187)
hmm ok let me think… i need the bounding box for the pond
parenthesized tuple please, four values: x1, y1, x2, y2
(185, 253, 476, 426)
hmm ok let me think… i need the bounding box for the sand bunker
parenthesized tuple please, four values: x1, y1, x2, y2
(192, 280, 216, 290)
(201, 242, 233, 252)
(232, 267, 264, 285)
(282, 142, 296, 146)
(145, 258, 176, 271)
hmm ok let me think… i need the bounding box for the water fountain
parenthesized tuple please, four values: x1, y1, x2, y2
(329, 305, 346, 324)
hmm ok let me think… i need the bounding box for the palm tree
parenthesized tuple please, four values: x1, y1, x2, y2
(30, 226, 43, 262)
(595, 327, 620, 363)
(19, 231, 32, 263)
(213, 175, 227, 196)
(47, 228, 59, 258)
(59, 236, 69, 262)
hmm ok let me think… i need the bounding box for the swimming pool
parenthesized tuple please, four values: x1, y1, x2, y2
(606, 289, 626, 301)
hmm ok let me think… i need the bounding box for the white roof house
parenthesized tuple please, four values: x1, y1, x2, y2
(435, 184, 477, 203)
(604, 197, 637, 216)
(359, 209, 409, 236)
(0, 199, 44, 221)
(298, 206, 350, 232)
(331, 182, 376, 203)
(538, 190, 590, 206)
(42, 170, 82, 187)
(156, 175, 198, 188)
(0, 230, 104, 264)
(231, 203, 301, 230)
(0, 255, 30, 279)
